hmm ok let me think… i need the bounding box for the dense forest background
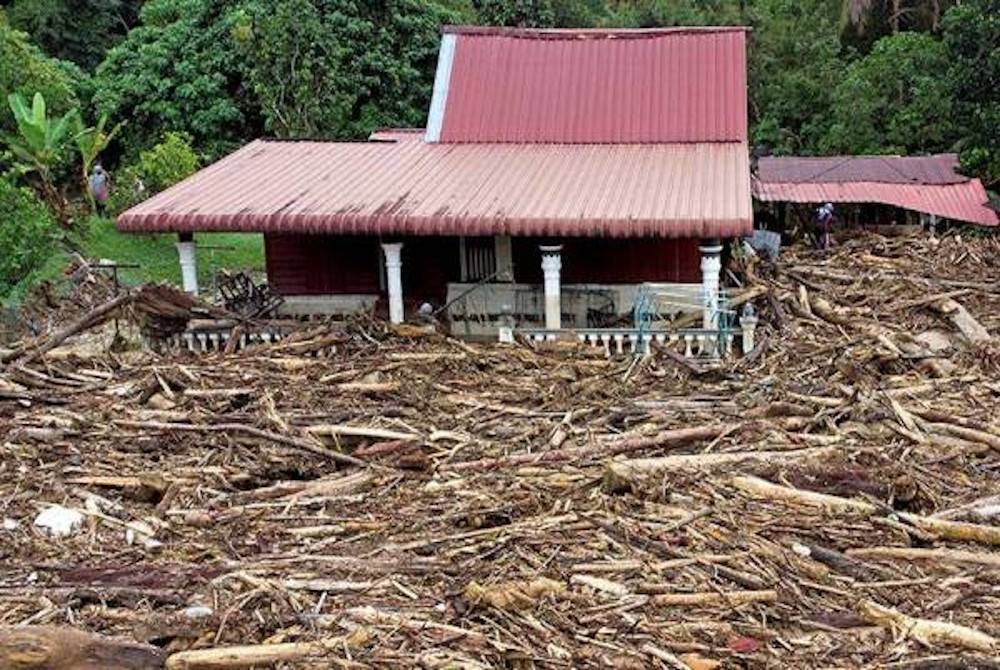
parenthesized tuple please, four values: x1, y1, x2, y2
(0, 0, 998, 298)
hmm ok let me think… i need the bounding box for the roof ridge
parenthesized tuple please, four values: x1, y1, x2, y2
(442, 25, 751, 39)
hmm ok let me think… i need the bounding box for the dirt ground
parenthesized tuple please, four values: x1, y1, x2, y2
(2, 232, 1000, 669)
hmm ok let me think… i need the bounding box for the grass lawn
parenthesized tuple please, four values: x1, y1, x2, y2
(81, 217, 264, 289)
(2, 217, 265, 308)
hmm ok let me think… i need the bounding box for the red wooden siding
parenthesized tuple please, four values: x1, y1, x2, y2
(511, 238, 701, 284)
(266, 234, 703, 299)
(264, 235, 381, 294)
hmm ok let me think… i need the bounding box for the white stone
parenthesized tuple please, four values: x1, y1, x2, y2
(34, 506, 84, 538)
(125, 520, 161, 549)
(381, 243, 404, 324)
(915, 330, 953, 353)
(183, 605, 214, 619)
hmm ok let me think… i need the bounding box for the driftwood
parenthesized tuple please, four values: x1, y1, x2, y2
(114, 420, 369, 468)
(444, 424, 734, 473)
(650, 590, 778, 607)
(165, 639, 342, 669)
(732, 475, 1000, 546)
(604, 446, 833, 491)
(932, 298, 991, 343)
(847, 547, 1000, 568)
(2, 291, 135, 366)
(859, 600, 998, 653)
(0, 626, 166, 670)
(4, 235, 1000, 667)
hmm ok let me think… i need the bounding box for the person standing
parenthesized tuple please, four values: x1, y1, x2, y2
(89, 162, 111, 215)
(815, 202, 835, 250)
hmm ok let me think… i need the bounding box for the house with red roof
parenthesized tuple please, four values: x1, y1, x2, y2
(118, 26, 755, 352)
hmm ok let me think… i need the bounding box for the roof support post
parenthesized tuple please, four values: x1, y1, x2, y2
(176, 232, 198, 296)
(540, 245, 563, 330)
(381, 242, 404, 324)
(699, 239, 723, 332)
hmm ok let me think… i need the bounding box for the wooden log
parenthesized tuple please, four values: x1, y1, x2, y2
(859, 600, 997, 653)
(649, 590, 778, 607)
(732, 476, 1000, 546)
(933, 299, 991, 343)
(0, 626, 166, 670)
(604, 447, 834, 493)
(2, 291, 135, 366)
(847, 547, 1000, 568)
(444, 424, 735, 473)
(114, 420, 369, 468)
(165, 639, 340, 669)
(305, 424, 420, 443)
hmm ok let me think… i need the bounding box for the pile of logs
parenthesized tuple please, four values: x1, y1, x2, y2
(1, 232, 1000, 668)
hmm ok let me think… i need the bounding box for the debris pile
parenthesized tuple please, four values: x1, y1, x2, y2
(2, 232, 1000, 669)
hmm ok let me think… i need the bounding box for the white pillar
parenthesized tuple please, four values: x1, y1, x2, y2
(381, 242, 404, 324)
(740, 314, 758, 354)
(540, 245, 562, 330)
(495, 234, 514, 281)
(699, 241, 723, 331)
(497, 305, 514, 343)
(176, 234, 198, 295)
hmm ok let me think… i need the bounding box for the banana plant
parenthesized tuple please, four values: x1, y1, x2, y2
(5, 92, 78, 226)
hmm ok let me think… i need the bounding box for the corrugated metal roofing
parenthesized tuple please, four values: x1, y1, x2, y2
(368, 128, 424, 142)
(756, 154, 968, 185)
(754, 179, 998, 226)
(436, 26, 748, 144)
(118, 139, 752, 238)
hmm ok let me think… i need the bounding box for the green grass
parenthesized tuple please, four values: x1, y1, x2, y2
(81, 216, 264, 288)
(2, 217, 265, 308)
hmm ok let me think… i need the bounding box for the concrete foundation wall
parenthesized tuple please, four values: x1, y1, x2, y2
(278, 294, 378, 317)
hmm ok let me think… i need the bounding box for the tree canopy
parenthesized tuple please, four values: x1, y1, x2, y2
(0, 0, 997, 191)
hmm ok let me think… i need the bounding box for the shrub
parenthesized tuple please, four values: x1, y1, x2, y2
(108, 131, 199, 214)
(0, 177, 56, 295)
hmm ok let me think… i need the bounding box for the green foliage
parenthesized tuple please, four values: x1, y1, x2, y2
(138, 132, 200, 193)
(817, 32, 956, 155)
(0, 177, 57, 296)
(943, 0, 1000, 188)
(475, 0, 555, 27)
(0, 14, 79, 137)
(6, 0, 142, 71)
(108, 132, 200, 213)
(243, 0, 464, 139)
(605, 0, 744, 28)
(749, 0, 844, 154)
(92, 0, 261, 159)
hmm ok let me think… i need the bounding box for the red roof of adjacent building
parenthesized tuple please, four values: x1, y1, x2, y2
(754, 155, 998, 226)
(437, 26, 748, 144)
(117, 139, 752, 238)
(756, 154, 968, 185)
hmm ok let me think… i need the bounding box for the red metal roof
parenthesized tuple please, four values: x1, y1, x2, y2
(756, 154, 968, 185)
(754, 179, 998, 226)
(368, 128, 424, 142)
(437, 27, 748, 144)
(118, 139, 752, 238)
